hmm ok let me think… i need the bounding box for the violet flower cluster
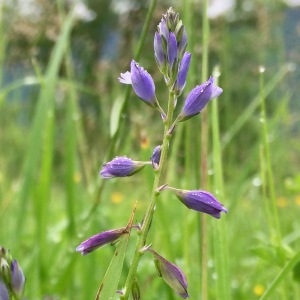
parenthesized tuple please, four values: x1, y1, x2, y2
(76, 7, 227, 299)
(0, 246, 25, 300)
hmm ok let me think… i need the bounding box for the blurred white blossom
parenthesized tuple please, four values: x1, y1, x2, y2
(207, 0, 235, 19)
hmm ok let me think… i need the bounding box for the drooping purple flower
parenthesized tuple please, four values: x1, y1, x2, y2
(0, 281, 9, 300)
(178, 76, 223, 122)
(100, 156, 146, 179)
(147, 248, 189, 299)
(167, 32, 177, 67)
(11, 260, 25, 297)
(76, 227, 128, 255)
(168, 187, 227, 219)
(118, 60, 156, 107)
(175, 51, 191, 95)
(150, 145, 162, 170)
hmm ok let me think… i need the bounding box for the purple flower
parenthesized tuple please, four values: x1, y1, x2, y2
(154, 32, 166, 71)
(170, 188, 227, 219)
(167, 32, 177, 67)
(118, 60, 156, 107)
(150, 145, 161, 170)
(0, 281, 9, 300)
(11, 260, 25, 297)
(175, 51, 191, 95)
(178, 76, 223, 122)
(177, 27, 187, 58)
(157, 18, 169, 41)
(100, 156, 145, 179)
(147, 248, 189, 299)
(76, 227, 128, 255)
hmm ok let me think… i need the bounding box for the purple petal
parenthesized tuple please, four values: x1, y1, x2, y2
(154, 32, 166, 69)
(0, 281, 9, 300)
(177, 27, 187, 58)
(130, 60, 156, 104)
(76, 228, 126, 255)
(118, 71, 132, 84)
(11, 260, 25, 297)
(158, 18, 169, 40)
(175, 51, 191, 94)
(167, 32, 177, 66)
(150, 145, 161, 169)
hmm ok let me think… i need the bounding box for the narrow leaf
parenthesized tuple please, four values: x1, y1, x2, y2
(110, 96, 126, 138)
(95, 206, 136, 300)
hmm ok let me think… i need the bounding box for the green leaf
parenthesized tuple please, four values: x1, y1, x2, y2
(110, 96, 126, 138)
(95, 233, 130, 300)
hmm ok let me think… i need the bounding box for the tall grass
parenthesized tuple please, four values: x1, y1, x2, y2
(1, 1, 300, 299)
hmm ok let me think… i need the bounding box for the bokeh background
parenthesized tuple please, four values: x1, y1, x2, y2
(1, 0, 300, 299)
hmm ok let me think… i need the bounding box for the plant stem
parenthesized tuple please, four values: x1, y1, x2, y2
(200, 0, 209, 299)
(122, 91, 177, 299)
(259, 67, 281, 241)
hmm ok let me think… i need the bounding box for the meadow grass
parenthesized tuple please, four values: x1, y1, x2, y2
(1, 1, 300, 299)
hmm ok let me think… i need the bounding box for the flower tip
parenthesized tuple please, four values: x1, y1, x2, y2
(75, 245, 84, 253)
(118, 71, 132, 84)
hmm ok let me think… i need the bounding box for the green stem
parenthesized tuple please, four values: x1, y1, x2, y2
(200, 0, 209, 299)
(122, 91, 177, 299)
(259, 67, 281, 242)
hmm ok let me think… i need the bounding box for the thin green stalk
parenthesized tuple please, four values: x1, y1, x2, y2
(259, 67, 281, 242)
(200, 0, 209, 299)
(211, 70, 230, 300)
(122, 91, 177, 300)
(222, 64, 290, 149)
(259, 250, 300, 300)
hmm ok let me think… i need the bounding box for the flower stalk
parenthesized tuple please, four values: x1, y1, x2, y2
(121, 90, 177, 299)
(77, 7, 226, 299)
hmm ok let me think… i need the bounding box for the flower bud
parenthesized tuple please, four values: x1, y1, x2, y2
(167, 32, 177, 67)
(178, 76, 223, 122)
(174, 51, 191, 95)
(100, 156, 146, 179)
(119, 60, 156, 107)
(147, 248, 189, 299)
(167, 187, 227, 219)
(0, 281, 9, 300)
(11, 260, 25, 298)
(154, 32, 166, 72)
(76, 227, 128, 255)
(131, 278, 141, 300)
(150, 145, 162, 170)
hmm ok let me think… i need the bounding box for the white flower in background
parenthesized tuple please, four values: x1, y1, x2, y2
(207, 0, 235, 19)
(73, 2, 96, 22)
(283, 0, 300, 6)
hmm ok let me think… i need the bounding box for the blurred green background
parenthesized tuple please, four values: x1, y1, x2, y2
(1, 0, 300, 299)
